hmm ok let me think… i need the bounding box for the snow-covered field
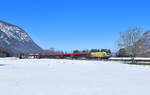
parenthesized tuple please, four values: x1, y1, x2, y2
(110, 57, 150, 61)
(0, 58, 150, 95)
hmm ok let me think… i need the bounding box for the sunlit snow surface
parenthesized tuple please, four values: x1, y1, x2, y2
(0, 58, 150, 95)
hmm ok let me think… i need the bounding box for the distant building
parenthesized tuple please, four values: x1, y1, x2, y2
(28, 53, 40, 59)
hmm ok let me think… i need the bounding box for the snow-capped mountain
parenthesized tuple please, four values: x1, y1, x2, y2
(0, 20, 42, 55)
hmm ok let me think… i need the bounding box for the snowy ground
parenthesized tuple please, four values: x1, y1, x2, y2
(110, 57, 150, 61)
(0, 58, 150, 95)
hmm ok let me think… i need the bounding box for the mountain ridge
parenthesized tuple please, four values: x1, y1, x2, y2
(0, 20, 42, 55)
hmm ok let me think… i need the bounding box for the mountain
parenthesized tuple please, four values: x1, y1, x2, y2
(137, 31, 150, 57)
(140, 31, 150, 49)
(0, 20, 42, 55)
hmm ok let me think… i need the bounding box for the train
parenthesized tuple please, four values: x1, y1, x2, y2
(27, 51, 111, 60)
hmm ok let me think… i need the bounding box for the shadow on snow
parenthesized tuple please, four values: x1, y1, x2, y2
(0, 64, 7, 66)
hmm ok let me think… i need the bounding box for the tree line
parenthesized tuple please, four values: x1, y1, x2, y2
(41, 48, 111, 55)
(0, 46, 14, 57)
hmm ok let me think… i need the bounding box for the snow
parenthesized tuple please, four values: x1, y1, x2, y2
(110, 57, 150, 61)
(0, 58, 150, 95)
(0, 21, 31, 42)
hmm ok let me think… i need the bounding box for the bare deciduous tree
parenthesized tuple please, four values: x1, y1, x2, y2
(117, 27, 143, 63)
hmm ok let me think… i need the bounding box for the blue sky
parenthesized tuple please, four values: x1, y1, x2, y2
(0, 0, 150, 51)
